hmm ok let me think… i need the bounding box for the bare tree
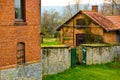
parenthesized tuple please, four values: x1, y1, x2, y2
(62, 1, 73, 21)
(84, 0, 90, 10)
(62, 0, 91, 22)
(101, 0, 120, 15)
(112, 0, 120, 15)
(101, 0, 113, 15)
(41, 9, 62, 37)
(74, 0, 82, 13)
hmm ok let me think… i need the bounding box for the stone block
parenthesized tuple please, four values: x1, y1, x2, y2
(42, 47, 70, 75)
(0, 62, 42, 80)
(86, 47, 93, 65)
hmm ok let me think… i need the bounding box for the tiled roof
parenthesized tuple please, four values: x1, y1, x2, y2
(56, 10, 120, 31)
(82, 11, 115, 31)
(83, 11, 120, 31)
(56, 11, 82, 31)
(106, 16, 120, 31)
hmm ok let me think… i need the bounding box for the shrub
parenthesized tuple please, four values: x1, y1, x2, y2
(86, 34, 104, 44)
(63, 37, 70, 40)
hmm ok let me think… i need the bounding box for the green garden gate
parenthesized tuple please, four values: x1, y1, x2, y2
(71, 48, 76, 68)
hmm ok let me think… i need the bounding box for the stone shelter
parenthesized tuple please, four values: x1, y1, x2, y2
(0, 0, 41, 80)
(56, 5, 120, 47)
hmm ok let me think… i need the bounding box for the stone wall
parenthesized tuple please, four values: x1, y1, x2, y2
(0, 62, 42, 80)
(114, 46, 120, 62)
(41, 46, 71, 75)
(78, 44, 120, 65)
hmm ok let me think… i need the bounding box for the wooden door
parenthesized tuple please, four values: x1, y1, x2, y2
(76, 34, 86, 46)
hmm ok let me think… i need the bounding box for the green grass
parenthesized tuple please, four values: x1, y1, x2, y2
(43, 62, 120, 80)
(41, 38, 60, 46)
(41, 38, 68, 47)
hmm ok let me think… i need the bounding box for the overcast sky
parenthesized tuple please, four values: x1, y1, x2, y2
(41, 0, 104, 6)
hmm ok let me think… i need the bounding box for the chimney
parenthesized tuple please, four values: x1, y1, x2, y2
(92, 5, 98, 12)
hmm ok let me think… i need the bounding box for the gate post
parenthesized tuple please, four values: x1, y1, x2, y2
(82, 47, 87, 65)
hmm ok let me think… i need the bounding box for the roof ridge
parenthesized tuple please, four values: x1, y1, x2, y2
(56, 10, 120, 31)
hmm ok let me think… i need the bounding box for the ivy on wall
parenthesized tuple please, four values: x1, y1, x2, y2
(83, 15, 105, 44)
(63, 37, 71, 40)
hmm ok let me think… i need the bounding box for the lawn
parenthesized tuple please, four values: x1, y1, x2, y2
(41, 38, 60, 46)
(41, 38, 67, 47)
(43, 62, 120, 80)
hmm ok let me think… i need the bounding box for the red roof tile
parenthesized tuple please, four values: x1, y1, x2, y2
(82, 11, 116, 31)
(56, 10, 120, 31)
(106, 16, 120, 31)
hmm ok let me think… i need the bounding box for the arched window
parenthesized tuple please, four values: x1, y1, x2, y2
(17, 42, 25, 65)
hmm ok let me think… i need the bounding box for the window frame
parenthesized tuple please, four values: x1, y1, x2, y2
(14, 0, 26, 22)
(76, 19, 86, 28)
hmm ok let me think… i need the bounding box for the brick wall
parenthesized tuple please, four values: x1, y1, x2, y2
(0, 0, 41, 69)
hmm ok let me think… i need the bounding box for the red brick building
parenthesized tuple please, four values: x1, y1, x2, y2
(0, 0, 41, 70)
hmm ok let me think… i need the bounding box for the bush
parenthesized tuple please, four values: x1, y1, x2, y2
(63, 37, 70, 40)
(54, 32, 60, 38)
(86, 34, 104, 44)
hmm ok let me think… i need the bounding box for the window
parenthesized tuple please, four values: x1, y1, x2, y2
(17, 42, 25, 65)
(14, 0, 26, 21)
(76, 19, 85, 27)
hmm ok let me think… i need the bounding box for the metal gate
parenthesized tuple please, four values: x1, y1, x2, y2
(71, 48, 76, 68)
